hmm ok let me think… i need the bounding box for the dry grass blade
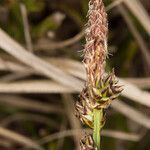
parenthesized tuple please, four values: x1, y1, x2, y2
(0, 113, 58, 128)
(0, 28, 83, 91)
(0, 57, 86, 80)
(0, 72, 32, 82)
(20, 3, 33, 51)
(112, 100, 150, 129)
(119, 79, 150, 107)
(48, 58, 85, 80)
(121, 0, 150, 35)
(101, 130, 140, 142)
(56, 120, 67, 150)
(0, 80, 77, 93)
(0, 95, 63, 114)
(125, 78, 150, 89)
(62, 94, 81, 149)
(0, 78, 149, 93)
(0, 58, 31, 73)
(106, 0, 124, 11)
(0, 79, 143, 92)
(35, 30, 85, 51)
(0, 127, 43, 150)
(118, 4, 150, 73)
(38, 129, 140, 144)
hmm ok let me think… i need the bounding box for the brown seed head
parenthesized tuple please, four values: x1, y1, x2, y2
(84, 0, 108, 86)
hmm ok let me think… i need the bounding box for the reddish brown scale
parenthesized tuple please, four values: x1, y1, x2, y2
(84, 0, 108, 86)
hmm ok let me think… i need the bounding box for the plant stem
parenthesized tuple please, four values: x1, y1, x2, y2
(93, 109, 103, 150)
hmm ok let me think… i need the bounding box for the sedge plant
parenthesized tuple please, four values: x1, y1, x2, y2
(76, 0, 123, 149)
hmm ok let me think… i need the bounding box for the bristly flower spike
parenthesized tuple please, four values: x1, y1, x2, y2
(75, 0, 123, 149)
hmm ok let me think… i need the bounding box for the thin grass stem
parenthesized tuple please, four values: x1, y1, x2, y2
(93, 109, 103, 150)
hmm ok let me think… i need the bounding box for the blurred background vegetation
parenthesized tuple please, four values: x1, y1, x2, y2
(0, 0, 149, 150)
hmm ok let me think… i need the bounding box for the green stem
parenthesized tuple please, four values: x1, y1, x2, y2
(93, 109, 103, 150)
